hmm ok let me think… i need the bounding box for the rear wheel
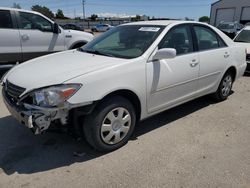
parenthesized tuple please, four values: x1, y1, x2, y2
(83, 96, 136, 152)
(212, 71, 234, 102)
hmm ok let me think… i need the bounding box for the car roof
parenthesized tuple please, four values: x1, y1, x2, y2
(124, 20, 206, 26)
(0, 7, 54, 22)
(0, 7, 39, 14)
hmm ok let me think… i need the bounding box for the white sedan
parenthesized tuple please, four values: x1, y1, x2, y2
(234, 26, 250, 73)
(1, 21, 247, 151)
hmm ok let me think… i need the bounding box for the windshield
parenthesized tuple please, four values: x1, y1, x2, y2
(218, 23, 234, 30)
(234, 30, 250, 43)
(80, 25, 165, 59)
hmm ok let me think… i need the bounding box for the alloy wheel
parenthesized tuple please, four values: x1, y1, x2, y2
(221, 75, 232, 97)
(101, 107, 131, 145)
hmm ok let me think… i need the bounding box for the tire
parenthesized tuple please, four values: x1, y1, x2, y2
(212, 71, 234, 102)
(83, 96, 136, 152)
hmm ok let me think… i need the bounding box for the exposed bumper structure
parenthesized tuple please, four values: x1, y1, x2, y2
(2, 88, 69, 134)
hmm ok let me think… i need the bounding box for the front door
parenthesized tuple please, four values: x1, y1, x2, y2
(147, 24, 199, 113)
(16, 11, 65, 61)
(0, 9, 22, 64)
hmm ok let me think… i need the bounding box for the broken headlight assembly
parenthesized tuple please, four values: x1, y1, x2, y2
(31, 84, 82, 108)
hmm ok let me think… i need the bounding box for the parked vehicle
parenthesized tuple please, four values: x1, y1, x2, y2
(234, 26, 250, 73)
(217, 22, 244, 39)
(61, 23, 84, 31)
(1, 21, 246, 151)
(91, 24, 113, 32)
(0, 7, 94, 68)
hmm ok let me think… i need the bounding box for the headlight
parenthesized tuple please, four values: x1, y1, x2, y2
(32, 84, 81, 107)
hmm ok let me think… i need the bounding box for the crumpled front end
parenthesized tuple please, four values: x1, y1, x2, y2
(2, 81, 82, 134)
(2, 84, 70, 134)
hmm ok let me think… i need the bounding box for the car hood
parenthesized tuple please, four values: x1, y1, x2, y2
(5, 50, 126, 95)
(65, 29, 93, 38)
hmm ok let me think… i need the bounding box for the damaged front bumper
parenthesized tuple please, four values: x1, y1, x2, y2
(2, 88, 70, 134)
(2, 88, 93, 134)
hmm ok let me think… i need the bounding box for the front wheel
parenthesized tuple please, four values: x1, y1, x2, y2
(83, 96, 136, 152)
(212, 72, 234, 102)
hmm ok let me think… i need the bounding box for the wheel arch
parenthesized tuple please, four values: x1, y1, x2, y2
(69, 40, 88, 49)
(101, 89, 142, 121)
(225, 66, 237, 82)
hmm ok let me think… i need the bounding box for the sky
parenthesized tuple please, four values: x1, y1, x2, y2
(0, 0, 218, 20)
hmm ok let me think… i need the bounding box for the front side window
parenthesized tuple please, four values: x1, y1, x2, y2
(0, 10, 13, 29)
(81, 25, 164, 59)
(159, 25, 194, 55)
(19, 12, 53, 32)
(194, 26, 221, 51)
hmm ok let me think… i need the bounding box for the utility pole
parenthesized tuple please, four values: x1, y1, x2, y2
(82, 0, 86, 21)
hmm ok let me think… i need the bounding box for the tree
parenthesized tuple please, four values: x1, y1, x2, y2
(90, 14, 98, 21)
(131, 15, 141, 22)
(199, 16, 210, 23)
(12, 3, 21, 9)
(55, 9, 65, 19)
(31, 5, 54, 19)
(75, 17, 81, 20)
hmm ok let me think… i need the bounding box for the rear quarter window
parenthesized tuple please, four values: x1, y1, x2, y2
(194, 26, 227, 51)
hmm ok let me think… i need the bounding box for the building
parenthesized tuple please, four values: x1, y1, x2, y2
(210, 0, 250, 26)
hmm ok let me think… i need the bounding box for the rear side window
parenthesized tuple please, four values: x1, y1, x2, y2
(194, 26, 226, 51)
(0, 10, 13, 29)
(19, 12, 53, 32)
(159, 25, 194, 55)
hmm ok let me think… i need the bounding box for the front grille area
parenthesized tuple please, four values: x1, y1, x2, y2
(5, 80, 26, 99)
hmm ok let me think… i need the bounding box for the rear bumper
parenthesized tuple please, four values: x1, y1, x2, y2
(236, 62, 247, 79)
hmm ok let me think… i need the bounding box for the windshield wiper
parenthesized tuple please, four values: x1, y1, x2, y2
(78, 48, 114, 57)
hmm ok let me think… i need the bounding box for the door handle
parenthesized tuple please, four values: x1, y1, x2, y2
(224, 52, 230, 58)
(190, 63, 199, 67)
(21, 34, 29, 41)
(190, 60, 199, 68)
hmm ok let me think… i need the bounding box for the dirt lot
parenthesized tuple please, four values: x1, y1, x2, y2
(0, 75, 250, 188)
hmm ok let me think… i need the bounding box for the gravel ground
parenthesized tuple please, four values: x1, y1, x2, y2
(0, 75, 250, 188)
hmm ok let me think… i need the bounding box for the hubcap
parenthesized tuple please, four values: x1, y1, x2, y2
(101, 107, 131, 145)
(221, 75, 232, 97)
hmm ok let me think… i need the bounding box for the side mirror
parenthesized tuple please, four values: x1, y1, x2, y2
(53, 23, 60, 34)
(153, 48, 177, 61)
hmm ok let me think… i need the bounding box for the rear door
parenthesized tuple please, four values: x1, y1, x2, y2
(16, 11, 65, 61)
(193, 25, 230, 94)
(0, 9, 22, 64)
